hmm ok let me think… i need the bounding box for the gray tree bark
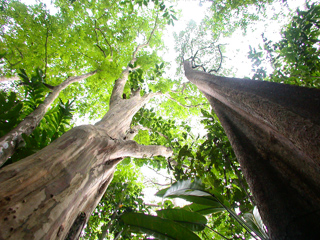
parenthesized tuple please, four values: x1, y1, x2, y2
(0, 45, 172, 240)
(184, 60, 320, 240)
(0, 71, 97, 166)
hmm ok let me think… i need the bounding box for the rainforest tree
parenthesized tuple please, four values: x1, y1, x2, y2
(0, 0, 184, 239)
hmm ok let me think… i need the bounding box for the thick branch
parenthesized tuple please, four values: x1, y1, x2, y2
(110, 140, 173, 159)
(109, 15, 158, 104)
(0, 70, 97, 166)
(0, 76, 20, 82)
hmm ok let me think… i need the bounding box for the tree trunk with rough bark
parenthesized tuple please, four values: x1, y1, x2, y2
(184, 61, 320, 240)
(0, 45, 172, 240)
(0, 71, 97, 166)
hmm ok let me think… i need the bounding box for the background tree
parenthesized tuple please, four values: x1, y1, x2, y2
(249, 2, 320, 89)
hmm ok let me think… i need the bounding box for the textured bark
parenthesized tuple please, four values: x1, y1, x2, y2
(0, 71, 97, 166)
(0, 124, 171, 239)
(0, 42, 172, 239)
(184, 61, 320, 240)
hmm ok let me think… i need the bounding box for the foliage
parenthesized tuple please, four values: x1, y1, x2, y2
(0, 0, 176, 119)
(0, 69, 74, 166)
(204, 0, 276, 37)
(248, 2, 320, 88)
(82, 162, 150, 240)
(120, 178, 268, 240)
(161, 108, 257, 239)
(174, 20, 223, 74)
(121, 211, 202, 240)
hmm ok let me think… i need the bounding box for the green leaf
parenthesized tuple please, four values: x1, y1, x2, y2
(183, 203, 225, 215)
(156, 209, 207, 231)
(156, 178, 220, 206)
(121, 212, 201, 240)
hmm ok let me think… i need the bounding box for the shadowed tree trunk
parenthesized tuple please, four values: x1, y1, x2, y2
(184, 61, 320, 240)
(0, 45, 172, 240)
(0, 71, 97, 166)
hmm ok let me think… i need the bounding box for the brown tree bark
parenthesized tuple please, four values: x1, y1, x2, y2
(0, 43, 172, 239)
(184, 61, 320, 240)
(0, 71, 97, 166)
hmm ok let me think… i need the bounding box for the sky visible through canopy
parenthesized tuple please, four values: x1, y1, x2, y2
(19, 0, 314, 209)
(140, 0, 310, 206)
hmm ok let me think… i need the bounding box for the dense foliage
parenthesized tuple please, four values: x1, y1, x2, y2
(1, 0, 319, 239)
(0, 69, 74, 166)
(249, 2, 320, 88)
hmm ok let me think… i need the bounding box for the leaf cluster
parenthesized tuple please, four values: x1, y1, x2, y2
(248, 2, 320, 88)
(119, 178, 268, 240)
(0, 69, 74, 167)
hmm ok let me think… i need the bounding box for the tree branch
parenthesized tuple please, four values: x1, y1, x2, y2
(109, 15, 159, 104)
(0, 70, 97, 166)
(44, 27, 49, 77)
(94, 20, 113, 59)
(0, 76, 20, 82)
(110, 140, 173, 160)
(4, 47, 23, 67)
(95, 22, 113, 59)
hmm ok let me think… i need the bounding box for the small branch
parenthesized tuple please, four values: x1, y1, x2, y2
(146, 13, 159, 45)
(44, 27, 49, 77)
(94, 21, 107, 58)
(4, 47, 24, 67)
(144, 179, 171, 186)
(95, 24, 113, 58)
(147, 166, 175, 181)
(205, 225, 231, 240)
(0, 70, 97, 166)
(0, 76, 20, 82)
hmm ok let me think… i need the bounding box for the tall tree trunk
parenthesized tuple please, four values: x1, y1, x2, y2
(184, 61, 320, 240)
(0, 124, 171, 240)
(0, 42, 172, 239)
(0, 71, 97, 166)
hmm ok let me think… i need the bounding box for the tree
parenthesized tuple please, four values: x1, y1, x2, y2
(0, 69, 96, 166)
(183, 60, 320, 239)
(249, 2, 320, 89)
(0, 0, 177, 239)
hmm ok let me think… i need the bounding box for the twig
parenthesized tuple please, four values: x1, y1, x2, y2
(44, 27, 49, 77)
(205, 225, 232, 240)
(94, 20, 107, 58)
(146, 166, 174, 181)
(4, 47, 23, 67)
(146, 13, 159, 45)
(95, 20, 113, 58)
